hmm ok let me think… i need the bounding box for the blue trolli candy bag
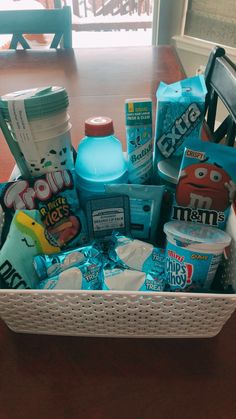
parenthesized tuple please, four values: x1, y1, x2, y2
(172, 141, 236, 229)
(153, 75, 207, 183)
(0, 169, 88, 248)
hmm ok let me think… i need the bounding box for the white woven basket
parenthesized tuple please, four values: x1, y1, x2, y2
(0, 287, 235, 338)
(0, 169, 235, 338)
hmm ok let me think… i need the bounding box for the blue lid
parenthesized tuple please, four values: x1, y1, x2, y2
(164, 221, 231, 246)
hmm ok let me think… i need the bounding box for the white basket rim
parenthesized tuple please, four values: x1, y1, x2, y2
(0, 288, 236, 301)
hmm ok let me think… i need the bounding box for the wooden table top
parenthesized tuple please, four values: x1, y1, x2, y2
(0, 46, 236, 419)
(0, 46, 184, 181)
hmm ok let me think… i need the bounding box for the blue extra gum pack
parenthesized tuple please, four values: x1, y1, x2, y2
(171, 141, 236, 229)
(153, 75, 207, 183)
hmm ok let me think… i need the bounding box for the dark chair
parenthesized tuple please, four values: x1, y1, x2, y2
(204, 46, 236, 147)
(0, 5, 72, 49)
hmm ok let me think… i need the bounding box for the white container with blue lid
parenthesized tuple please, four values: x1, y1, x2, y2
(164, 221, 231, 292)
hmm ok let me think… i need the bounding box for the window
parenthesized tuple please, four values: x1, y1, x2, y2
(185, 0, 236, 48)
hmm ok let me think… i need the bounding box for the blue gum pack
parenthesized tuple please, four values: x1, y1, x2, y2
(153, 75, 207, 183)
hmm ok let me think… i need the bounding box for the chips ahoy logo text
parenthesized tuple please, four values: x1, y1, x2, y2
(166, 250, 193, 289)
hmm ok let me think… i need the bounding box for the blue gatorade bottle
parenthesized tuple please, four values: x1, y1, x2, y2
(75, 116, 128, 204)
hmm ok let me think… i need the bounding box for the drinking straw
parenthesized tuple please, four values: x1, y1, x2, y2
(0, 109, 31, 178)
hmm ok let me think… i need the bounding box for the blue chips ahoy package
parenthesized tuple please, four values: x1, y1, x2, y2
(153, 75, 207, 183)
(172, 142, 236, 229)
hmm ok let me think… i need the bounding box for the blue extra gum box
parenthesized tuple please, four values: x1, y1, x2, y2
(153, 75, 207, 184)
(171, 141, 236, 229)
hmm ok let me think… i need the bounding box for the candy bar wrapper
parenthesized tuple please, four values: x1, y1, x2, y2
(38, 259, 103, 290)
(0, 210, 60, 289)
(108, 232, 165, 275)
(171, 142, 236, 229)
(103, 267, 166, 292)
(0, 169, 88, 249)
(153, 75, 207, 183)
(34, 244, 101, 281)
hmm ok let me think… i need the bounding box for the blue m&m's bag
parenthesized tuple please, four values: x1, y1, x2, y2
(171, 141, 236, 229)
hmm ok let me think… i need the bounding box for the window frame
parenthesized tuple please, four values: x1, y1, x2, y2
(154, 0, 236, 58)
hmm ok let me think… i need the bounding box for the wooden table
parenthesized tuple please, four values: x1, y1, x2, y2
(0, 46, 184, 181)
(0, 47, 236, 419)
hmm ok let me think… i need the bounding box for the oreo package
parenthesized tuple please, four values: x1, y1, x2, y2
(171, 141, 236, 229)
(0, 170, 88, 248)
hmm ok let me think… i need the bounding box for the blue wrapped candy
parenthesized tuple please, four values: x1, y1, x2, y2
(38, 258, 103, 290)
(103, 267, 166, 292)
(109, 232, 165, 276)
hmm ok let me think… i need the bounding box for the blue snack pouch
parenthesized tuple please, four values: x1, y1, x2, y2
(38, 259, 103, 290)
(153, 75, 207, 183)
(34, 244, 101, 280)
(0, 169, 88, 248)
(172, 142, 236, 229)
(109, 232, 165, 275)
(103, 267, 166, 292)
